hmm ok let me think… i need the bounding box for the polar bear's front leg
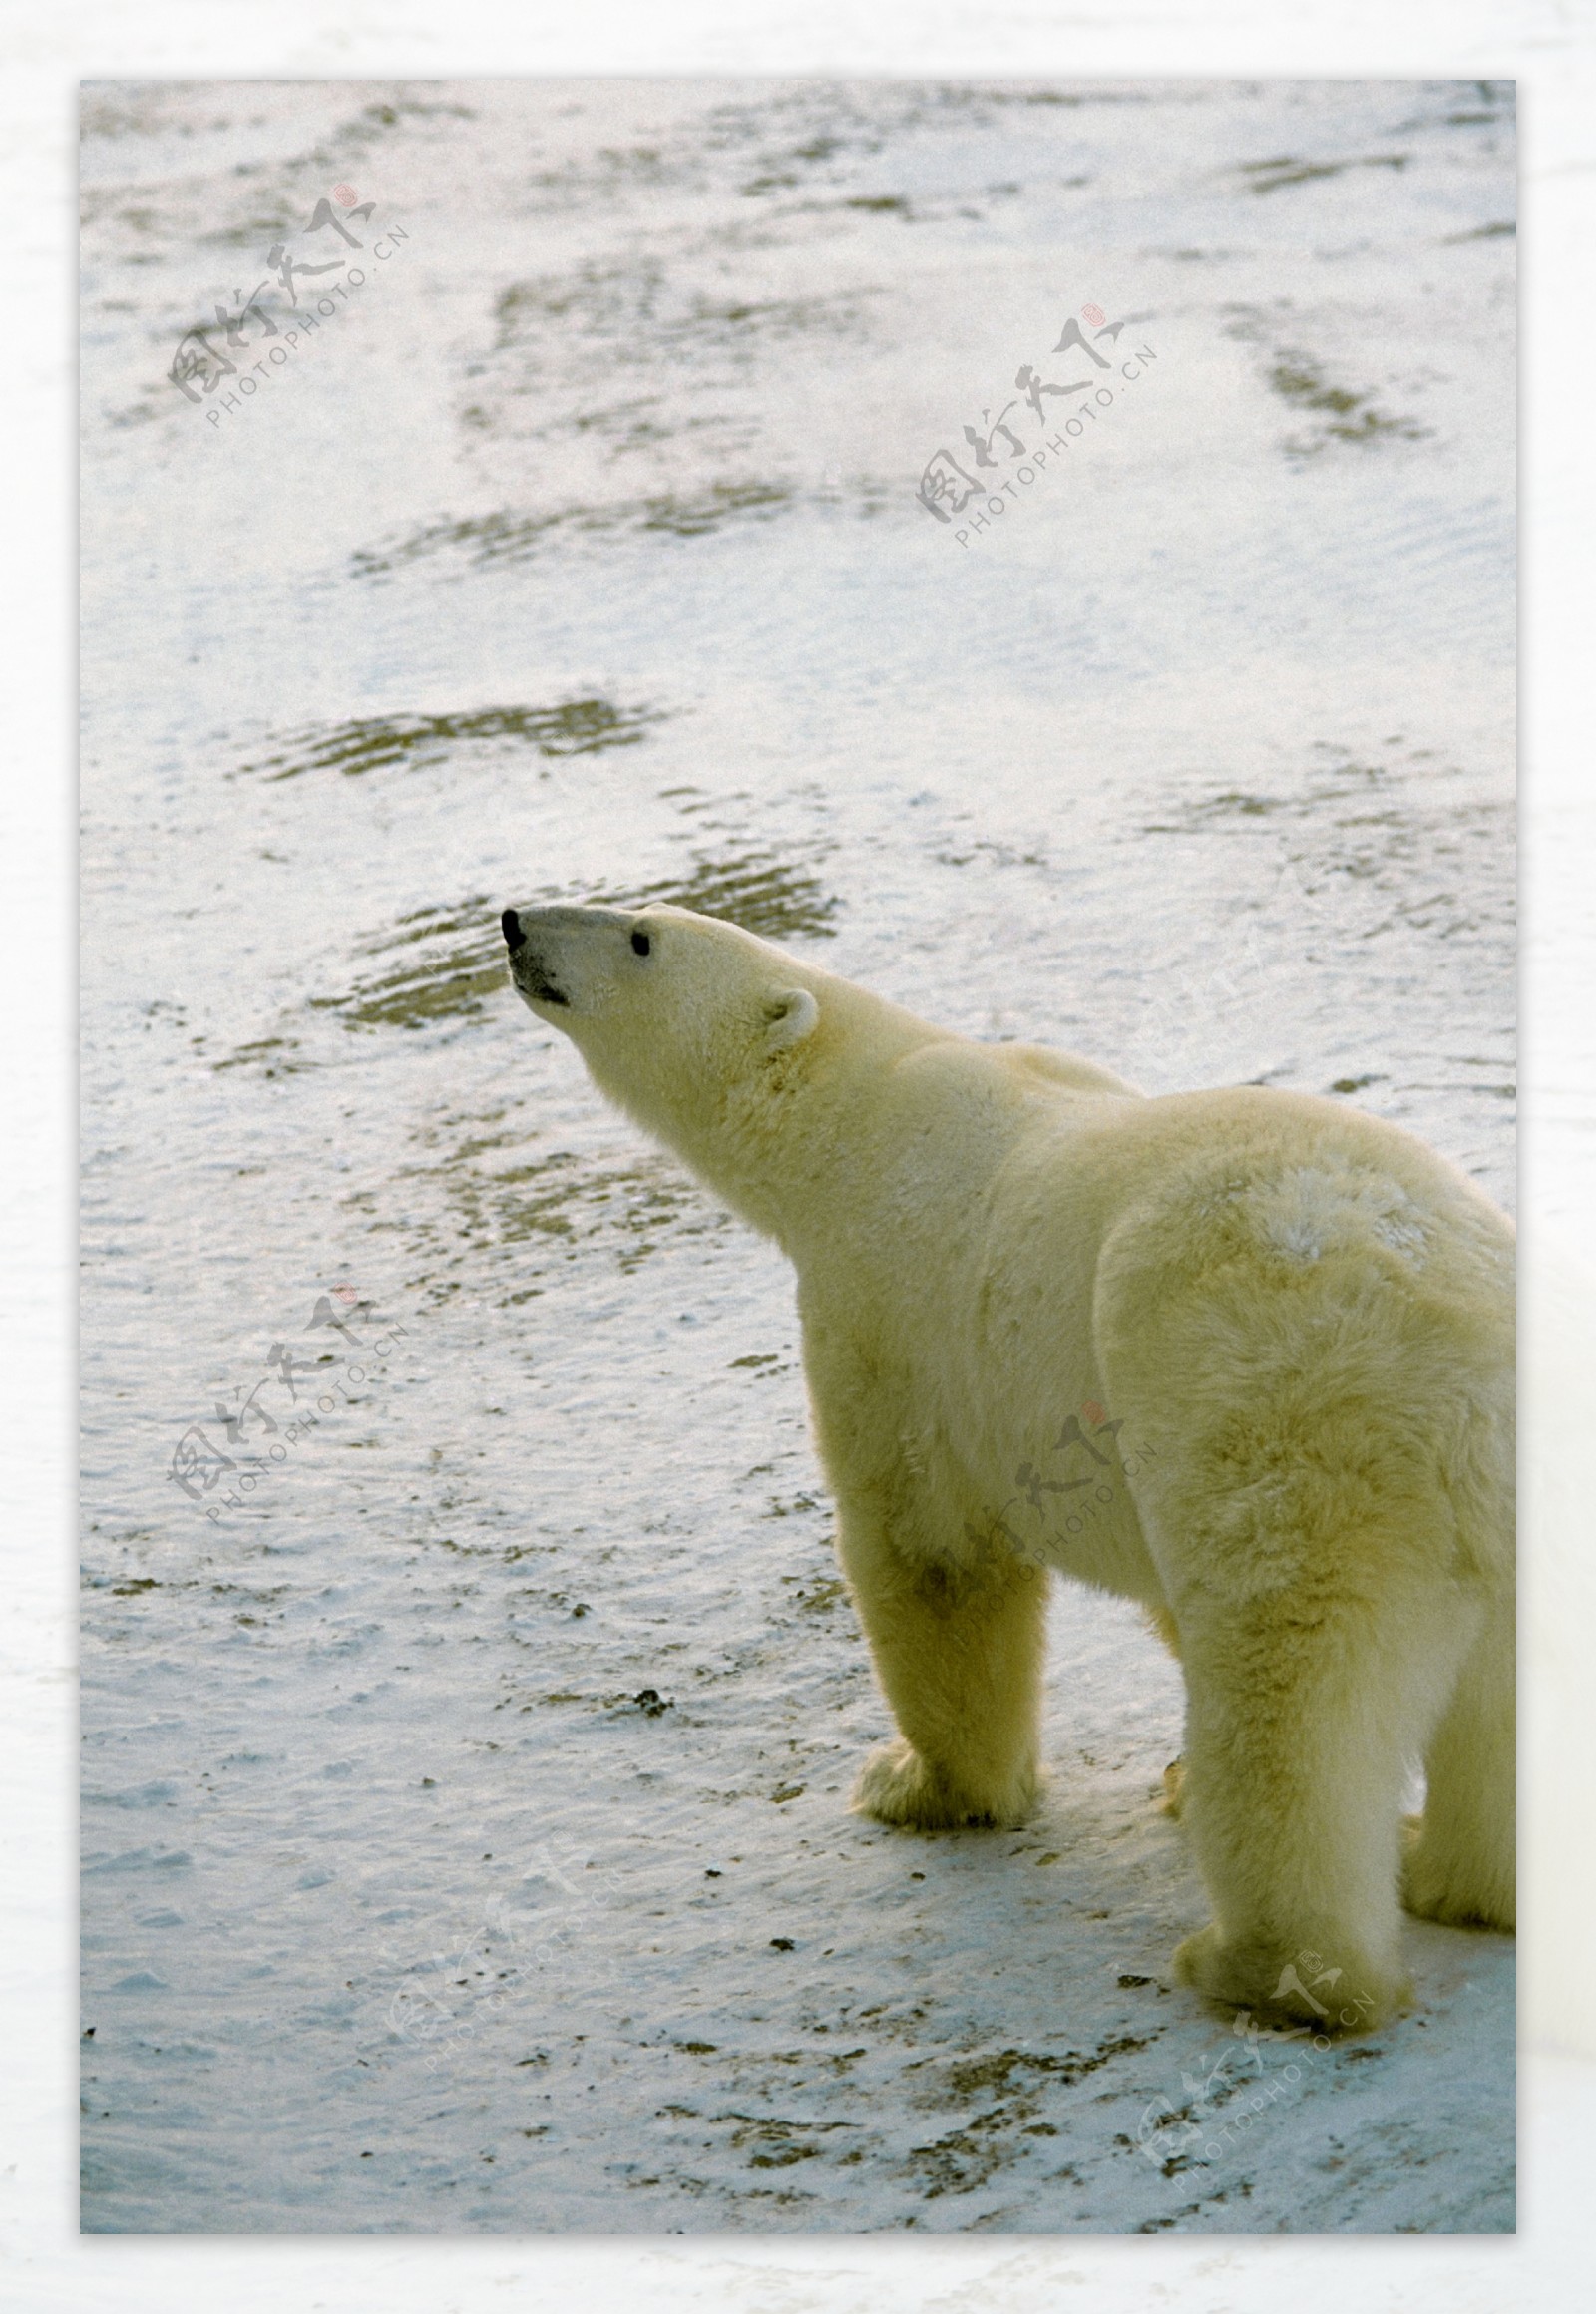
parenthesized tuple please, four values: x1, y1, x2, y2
(834, 1497, 1048, 1832)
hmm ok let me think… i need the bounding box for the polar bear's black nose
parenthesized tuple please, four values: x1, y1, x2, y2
(501, 908, 525, 953)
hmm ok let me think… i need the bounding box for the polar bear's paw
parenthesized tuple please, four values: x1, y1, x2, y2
(1172, 1923, 1410, 2035)
(1400, 1814, 1515, 1933)
(848, 1738, 1038, 1832)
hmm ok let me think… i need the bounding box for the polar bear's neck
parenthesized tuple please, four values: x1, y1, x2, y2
(651, 990, 1002, 1266)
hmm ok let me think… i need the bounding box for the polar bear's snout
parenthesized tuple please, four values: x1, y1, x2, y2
(500, 900, 648, 1015)
(500, 902, 572, 1007)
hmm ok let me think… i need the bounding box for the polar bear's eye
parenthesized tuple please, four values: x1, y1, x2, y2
(630, 930, 651, 957)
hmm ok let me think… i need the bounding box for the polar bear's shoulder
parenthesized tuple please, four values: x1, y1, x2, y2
(889, 1035, 1143, 1118)
(999, 1042, 1144, 1099)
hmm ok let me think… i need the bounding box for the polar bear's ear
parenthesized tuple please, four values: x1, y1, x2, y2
(764, 988, 820, 1051)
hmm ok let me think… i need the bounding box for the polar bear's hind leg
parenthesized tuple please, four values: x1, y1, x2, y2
(1095, 1150, 1514, 2030)
(1171, 1548, 1481, 2031)
(1402, 1582, 1516, 1931)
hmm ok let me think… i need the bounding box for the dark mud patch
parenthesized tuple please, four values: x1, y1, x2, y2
(396, 1122, 720, 1293)
(79, 188, 174, 237)
(391, 241, 882, 503)
(719, 2111, 856, 2168)
(939, 2037, 1153, 2105)
(79, 85, 210, 143)
(1138, 751, 1511, 956)
(625, 854, 840, 942)
(314, 895, 520, 1034)
(779, 1575, 846, 1616)
(212, 1033, 308, 1077)
(1141, 759, 1386, 836)
(509, 82, 1123, 227)
(433, 1142, 708, 1272)
(1237, 153, 1409, 193)
(351, 483, 798, 578)
(1267, 351, 1429, 457)
(523, 141, 701, 209)
(1396, 83, 1513, 138)
(906, 2036, 1154, 2199)
(196, 195, 319, 251)
(491, 263, 881, 358)
(236, 698, 666, 781)
(1221, 310, 1429, 458)
(322, 93, 477, 143)
(282, 93, 479, 192)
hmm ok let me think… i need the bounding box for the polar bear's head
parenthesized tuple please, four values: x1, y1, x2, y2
(500, 901, 825, 1199)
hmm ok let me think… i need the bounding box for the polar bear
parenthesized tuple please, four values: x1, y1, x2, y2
(501, 899, 1515, 2030)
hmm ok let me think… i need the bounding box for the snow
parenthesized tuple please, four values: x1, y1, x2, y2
(79, 73, 1516, 2233)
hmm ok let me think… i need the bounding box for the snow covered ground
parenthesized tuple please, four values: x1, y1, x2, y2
(79, 75, 1515, 2232)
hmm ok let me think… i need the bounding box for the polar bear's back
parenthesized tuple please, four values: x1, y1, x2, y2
(1081, 1084, 1514, 1596)
(1082, 1082, 1513, 1316)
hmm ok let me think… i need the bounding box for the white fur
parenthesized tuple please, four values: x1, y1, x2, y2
(506, 902, 1515, 2029)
